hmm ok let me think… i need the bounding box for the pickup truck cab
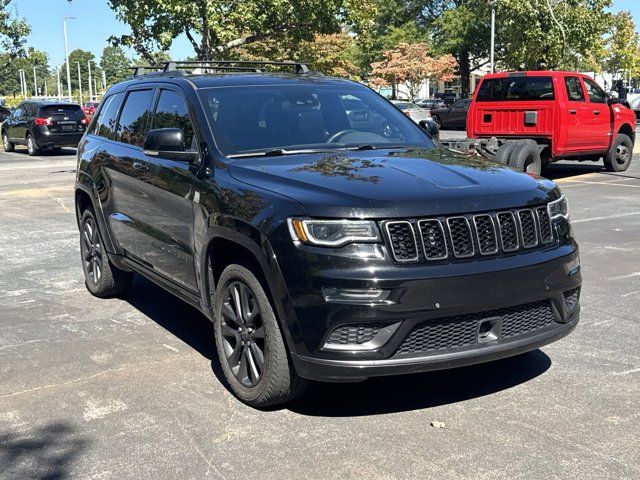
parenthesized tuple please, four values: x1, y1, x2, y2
(466, 71, 636, 173)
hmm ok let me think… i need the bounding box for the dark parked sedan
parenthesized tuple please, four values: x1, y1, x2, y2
(1, 100, 89, 155)
(431, 98, 471, 129)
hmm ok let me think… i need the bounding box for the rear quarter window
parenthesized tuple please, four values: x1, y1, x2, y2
(476, 76, 555, 101)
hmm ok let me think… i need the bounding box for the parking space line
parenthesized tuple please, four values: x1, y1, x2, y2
(572, 211, 640, 224)
(558, 179, 640, 188)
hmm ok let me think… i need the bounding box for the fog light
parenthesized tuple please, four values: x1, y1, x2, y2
(322, 287, 391, 305)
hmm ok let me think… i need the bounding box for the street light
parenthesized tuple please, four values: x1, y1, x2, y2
(490, 0, 496, 73)
(77, 62, 82, 103)
(63, 16, 76, 101)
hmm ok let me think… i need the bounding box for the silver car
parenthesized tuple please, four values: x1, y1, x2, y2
(390, 100, 432, 125)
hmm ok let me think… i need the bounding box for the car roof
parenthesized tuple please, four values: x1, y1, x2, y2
(111, 72, 361, 92)
(481, 71, 592, 80)
(23, 100, 81, 107)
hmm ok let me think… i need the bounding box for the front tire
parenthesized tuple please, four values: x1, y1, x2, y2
(604, 134, 633, 172)
(213, 264, 307, 407)
(2, 131, 14, 152)
(26, 133, 40, 156)
(79, 207, 133, 298)
(432, 115, 442, 129)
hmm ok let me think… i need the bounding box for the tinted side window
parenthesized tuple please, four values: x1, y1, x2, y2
(116, 89, 154, 147)
(151, 90, 195, 148)
(13, 107, 23, 118)
(564, 77, 585, 102)
(583, 78, 607, 104)
(95, 92, 124, 140)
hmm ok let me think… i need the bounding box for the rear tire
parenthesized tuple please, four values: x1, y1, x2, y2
(494, 142, 518, 165)
(26, 133, 40, 156)
(213, 264, 308, 408)
(2, 131, 14, 152)
(79, 207, 133, 298)
(604, 134, 633, 172)
(509, 141, 542, 175)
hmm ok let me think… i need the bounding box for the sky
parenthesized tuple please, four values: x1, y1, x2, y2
(9, 0, 640, 67)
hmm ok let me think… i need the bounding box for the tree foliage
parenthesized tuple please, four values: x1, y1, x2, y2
(606, 11, 640, 79)
(370, 43, 457, 99)
(0, 47, 49, 97)
(100, 45, 131, 86)
(104, 0, 375, 63)
(0, 0, 31, 72)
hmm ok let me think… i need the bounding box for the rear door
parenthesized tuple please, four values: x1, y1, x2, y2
(563, 76, 592, 151)
(582, 77, 611, 151)
(132, 87, 199, 291)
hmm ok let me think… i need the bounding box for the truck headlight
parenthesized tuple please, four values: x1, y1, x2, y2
(288, 218, 381, 246)
(548, 194, 569, 220)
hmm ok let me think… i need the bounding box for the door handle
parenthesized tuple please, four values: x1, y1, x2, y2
(569, 109, 577, 114)
(133, 160, 149, 172)
(593, 110, 600, 115)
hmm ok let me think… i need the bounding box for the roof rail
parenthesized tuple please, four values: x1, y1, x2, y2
(129, 65, 163, 77)
(162, 60, 310, 74)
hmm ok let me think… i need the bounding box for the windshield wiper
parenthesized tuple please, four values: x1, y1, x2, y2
(228, 148, 337, 159)
(346, 144, 413, 151)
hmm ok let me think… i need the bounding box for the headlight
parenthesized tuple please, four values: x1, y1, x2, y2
(548, 194, 569, 220)
(288, 218, 381, 246)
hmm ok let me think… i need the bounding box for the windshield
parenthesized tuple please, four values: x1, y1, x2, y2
(198, 84, 434, 157)
(393, 102, 418, 110)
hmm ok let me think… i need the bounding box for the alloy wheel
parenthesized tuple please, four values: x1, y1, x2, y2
(220, 281, 266, 388)
(81, 217, 103, 285)
(2, 134, 9, 150)
(27, 136, 34, 155)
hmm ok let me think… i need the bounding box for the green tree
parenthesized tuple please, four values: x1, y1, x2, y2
(606, 11, 640, 80)
(100, 45, 131, 86)
(102, 0, 375, 62)
(0, 48, 49, 97)
(0, 0, 31, 72)
(60, 49, 101, 100)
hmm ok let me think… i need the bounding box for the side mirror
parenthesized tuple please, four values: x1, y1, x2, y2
(419, 120, 440, 139)
(144, 127, 199, 162)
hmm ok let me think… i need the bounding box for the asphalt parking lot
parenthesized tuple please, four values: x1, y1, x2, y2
(1, 143, 639, 479)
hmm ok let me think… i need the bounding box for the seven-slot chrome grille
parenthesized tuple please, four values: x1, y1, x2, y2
(384, 206, 554, 263)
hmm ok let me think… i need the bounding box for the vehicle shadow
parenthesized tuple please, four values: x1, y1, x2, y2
(125, 276, 216, 360)
(541, 162, 604, 180)
(124, 276, 552, 416)
(288, 349, 551, 417)
(0, 422, 89, 479)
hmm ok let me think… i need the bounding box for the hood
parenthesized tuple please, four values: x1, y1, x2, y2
(227, 148, 558, 218)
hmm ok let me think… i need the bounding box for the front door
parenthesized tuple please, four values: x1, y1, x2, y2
(582, 77, 611, 151)
(132, 88, 199, 291)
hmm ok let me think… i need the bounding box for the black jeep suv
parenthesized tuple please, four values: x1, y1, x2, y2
(2, 101, 88, 155)
(75, 61, 581, 407)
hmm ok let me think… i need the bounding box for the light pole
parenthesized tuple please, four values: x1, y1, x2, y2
(87, 60, 93, 101)
(57, 67, 61, 99)
(33, 66, 38, 97)
(490, 0, 496, 73)
(77, 62, 83, 104)
(63, 16, 76, 101)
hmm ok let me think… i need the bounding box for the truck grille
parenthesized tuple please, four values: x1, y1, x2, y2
(394, 301, 557, 357)
(384, 206, 554, 263)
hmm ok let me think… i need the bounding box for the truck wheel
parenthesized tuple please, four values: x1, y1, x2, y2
(213, 264, 308, 408)
(494, 142, 518, 165)
(509, 141, 542, 175)
(604, 134, 633, 172)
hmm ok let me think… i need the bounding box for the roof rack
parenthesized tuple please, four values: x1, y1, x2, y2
(162, 60, 310, 74)
(129, 60, 310, 78)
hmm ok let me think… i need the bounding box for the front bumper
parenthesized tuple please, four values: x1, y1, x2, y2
(273, 227, 581, 382)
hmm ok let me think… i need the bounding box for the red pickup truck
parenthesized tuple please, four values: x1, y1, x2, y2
(463, 71, 636, 174)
